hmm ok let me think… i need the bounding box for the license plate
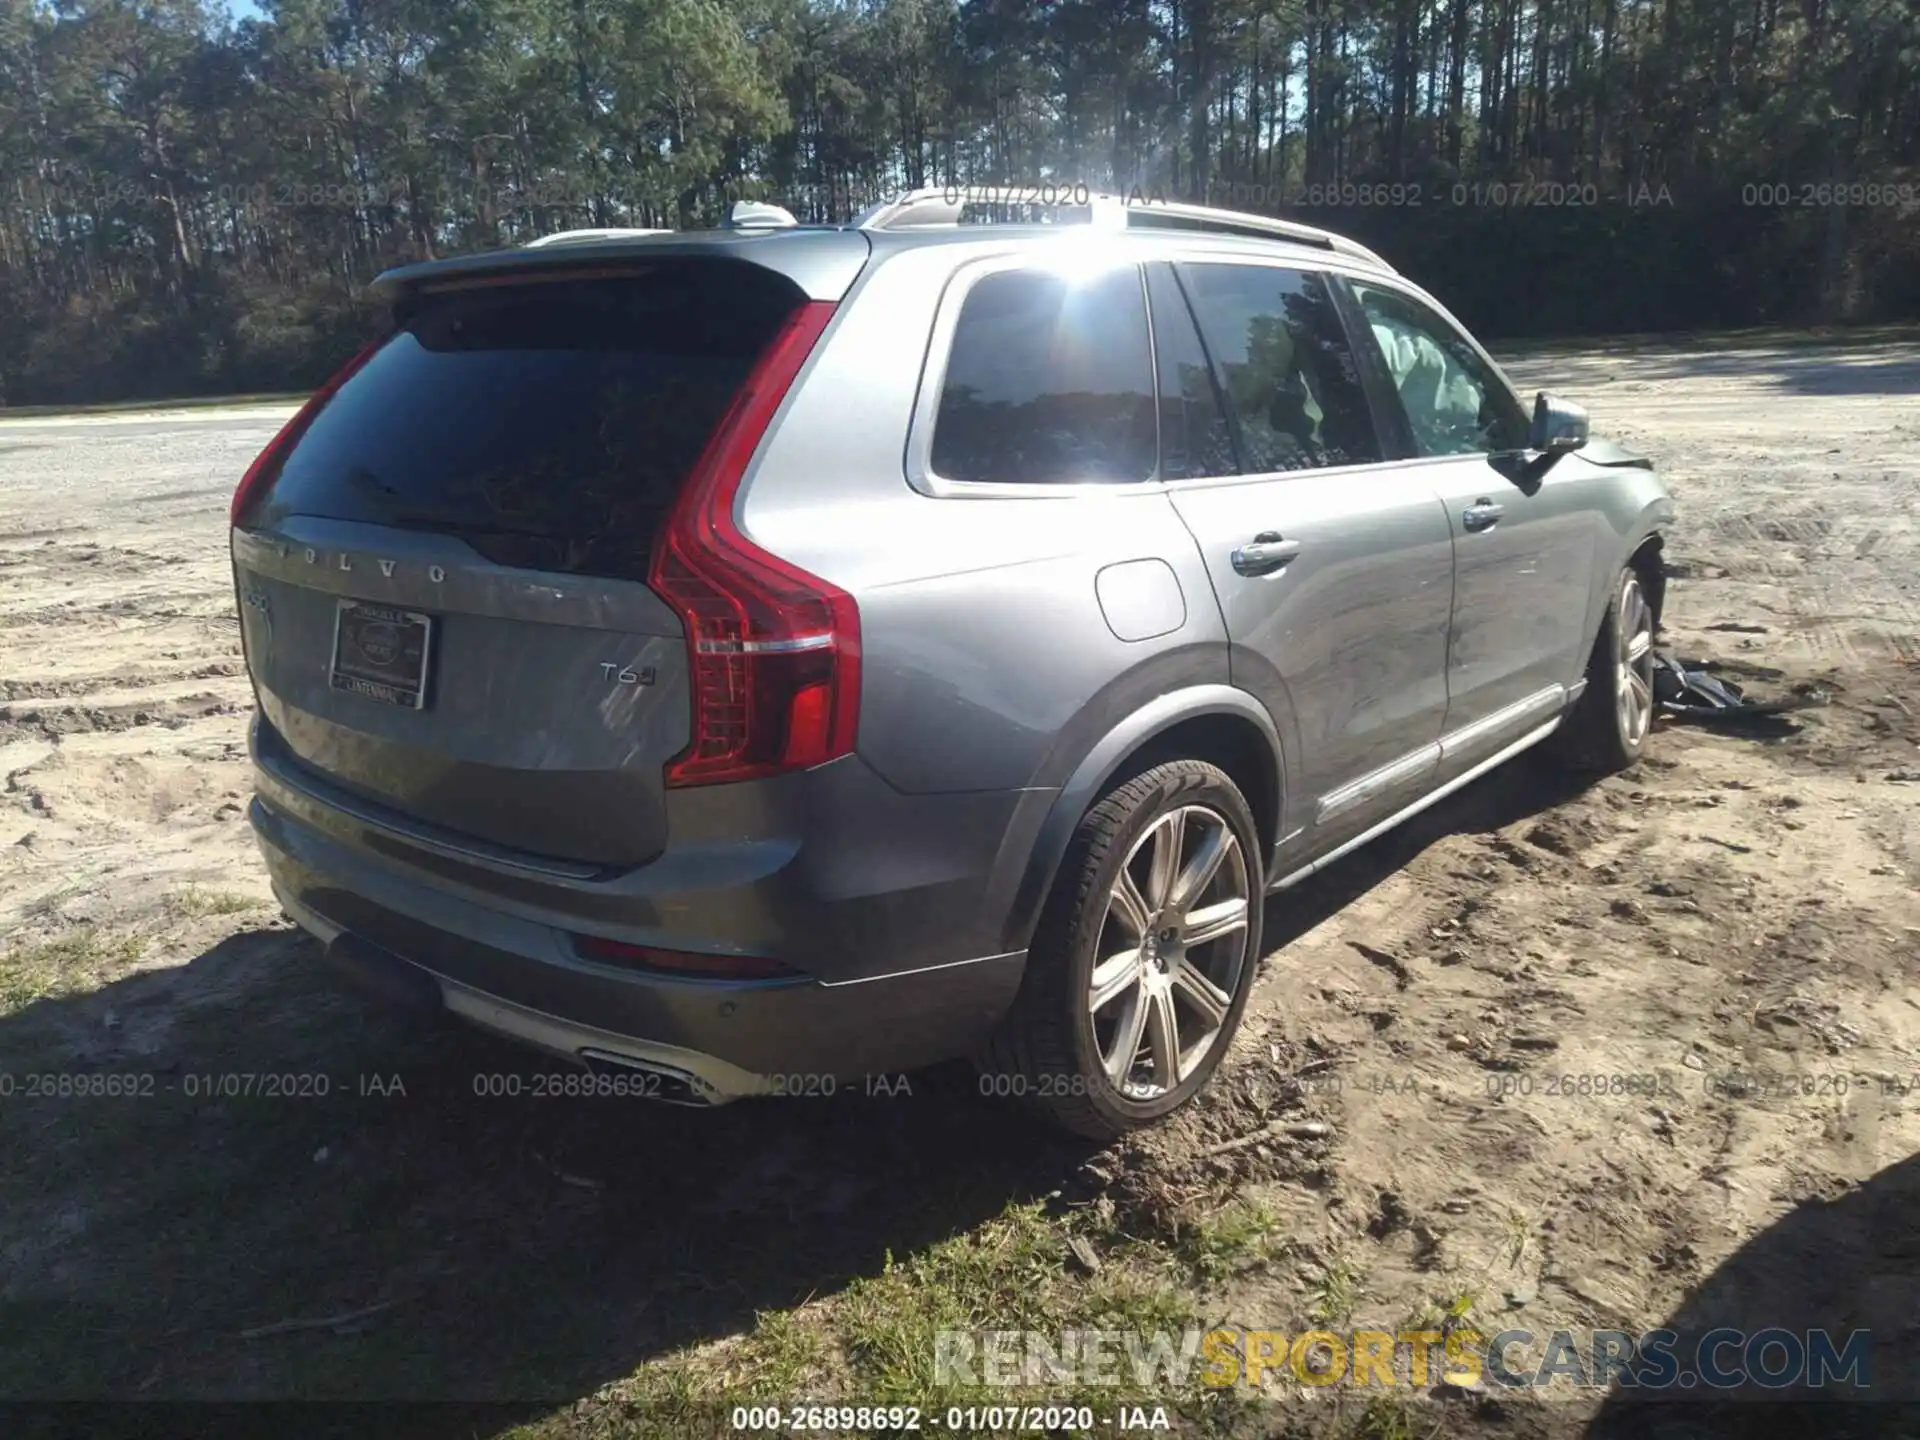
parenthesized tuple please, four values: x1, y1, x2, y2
(329, 600, 433, 709)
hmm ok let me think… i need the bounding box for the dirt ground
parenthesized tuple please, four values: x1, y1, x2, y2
(1, 340, 1917, 1437)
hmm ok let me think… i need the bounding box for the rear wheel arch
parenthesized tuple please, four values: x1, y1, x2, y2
(1000, 688, 1285, 953)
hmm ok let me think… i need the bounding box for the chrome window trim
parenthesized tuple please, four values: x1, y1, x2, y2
(899, 239, 1521, 501)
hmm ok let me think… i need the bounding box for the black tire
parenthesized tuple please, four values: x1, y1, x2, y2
(979, 760, 1265, 1140)
(1553, 563, 1657, 774)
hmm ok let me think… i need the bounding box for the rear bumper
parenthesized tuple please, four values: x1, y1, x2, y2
(251, 791, 1028, 1098)
(249, 711, 1042, 982)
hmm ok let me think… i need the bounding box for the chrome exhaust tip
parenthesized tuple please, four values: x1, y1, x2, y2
(577, 1049, 720, 1106)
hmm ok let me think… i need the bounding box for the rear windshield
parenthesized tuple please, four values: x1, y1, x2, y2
(246, 264, 802, 581)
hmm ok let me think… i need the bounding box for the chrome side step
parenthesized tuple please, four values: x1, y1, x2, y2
(1269, 716, 1561, 892)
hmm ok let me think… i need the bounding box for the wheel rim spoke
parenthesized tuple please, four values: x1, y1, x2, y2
(1172, 959, 1231, 1029)
(1109, 868, 1152, 940)
(1089, 948, 1144, 1014)
(1169, 819, 1232, 912)
(1182, 895, 1249, 948)
(1103, 991, 1149, 1086)
(1144, 811, 1185, 909)
(1144, 987, 1182, 1088)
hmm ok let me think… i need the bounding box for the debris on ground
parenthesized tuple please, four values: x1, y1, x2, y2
(1653, 651, 1830, 722)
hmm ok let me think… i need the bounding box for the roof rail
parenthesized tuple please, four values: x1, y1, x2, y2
(523, 227, 672, 248)
(850, 189, 965, 229)
(1114, 199, 1393, 269)
(854, 187, 1392, 270)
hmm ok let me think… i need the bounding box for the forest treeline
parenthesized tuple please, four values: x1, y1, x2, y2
(1, 0, 1915, 405)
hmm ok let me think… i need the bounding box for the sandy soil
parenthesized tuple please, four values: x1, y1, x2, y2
(1, 347, 1916, 1430)
(1123, 341, 1920, 1428)
(0, 410, 291, 924)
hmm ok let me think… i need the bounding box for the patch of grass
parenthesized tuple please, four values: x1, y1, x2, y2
(1306, 1256, 1364, 1326)
(835, 1200, 1202, 1411)
(168, 885, 266, 920)
(1180, 1200, 1284, 1284)
(1503, 1208, 1531, 1269)
(499, 1201, 1216, 1438)
(1346, 1395, 1423, 1440)
(0, 927, 145, 1014)
(735, 1307, 831, 1398)
(1400, 1302, 1440, 1332)
(502, 1357, 721, 1437)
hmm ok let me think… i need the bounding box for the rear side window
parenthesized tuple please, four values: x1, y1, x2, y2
(250, 265, 802, 581)
(1176, 263, 1381, 473)
(930, 266, 1156, 484)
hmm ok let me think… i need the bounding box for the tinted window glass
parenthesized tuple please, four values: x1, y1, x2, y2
(1147, 265, 1238, 480)
(931, 266, 1156, 484)
(1350, 281, 1529, 456)
(251, 265, 799, 581)
(1177, 264, 1380, 472)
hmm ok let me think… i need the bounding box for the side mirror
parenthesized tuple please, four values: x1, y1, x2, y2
(1529, 391, 1589, 453)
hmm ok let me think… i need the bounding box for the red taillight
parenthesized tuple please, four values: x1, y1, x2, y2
(229, 338, 385, 528)
(574, 935, 802, 981)
(648, 299, 858, 788)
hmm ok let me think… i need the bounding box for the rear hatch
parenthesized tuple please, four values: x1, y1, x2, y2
(231, 248, 855, 869)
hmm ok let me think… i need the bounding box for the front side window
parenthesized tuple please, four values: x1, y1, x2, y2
(1175, 263, 1381, 473)
(1349, 281, 1528, 457)
(930, 265, 1156, 485)
(1147, 264, 1238, 480)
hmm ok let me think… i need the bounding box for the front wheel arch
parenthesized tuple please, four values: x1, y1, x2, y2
(1628, 533, 1666, 635)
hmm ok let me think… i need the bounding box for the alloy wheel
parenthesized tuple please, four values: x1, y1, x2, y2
(1088, 804, 1253, 1099)
(1614, 571, 1656, 748)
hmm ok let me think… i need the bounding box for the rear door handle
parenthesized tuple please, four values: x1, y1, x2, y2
(1230, 531, 1302, 577)
(1461, 499, 1505, 532)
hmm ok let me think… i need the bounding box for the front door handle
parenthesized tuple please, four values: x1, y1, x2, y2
(1461, 499, 1506, 532)
(1230, 531, 1302, 577)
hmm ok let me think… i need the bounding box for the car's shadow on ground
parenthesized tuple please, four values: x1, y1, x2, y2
(2, 748, 1606, 1431)
(1583, 1149, 1920, 1439)
(1257, 747, 1593, 952)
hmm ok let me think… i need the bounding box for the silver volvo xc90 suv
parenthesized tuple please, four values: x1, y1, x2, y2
(231, 191, 1672, 1138)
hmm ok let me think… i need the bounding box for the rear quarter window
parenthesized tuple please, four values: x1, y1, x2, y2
(929, 265, 1156, 485)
